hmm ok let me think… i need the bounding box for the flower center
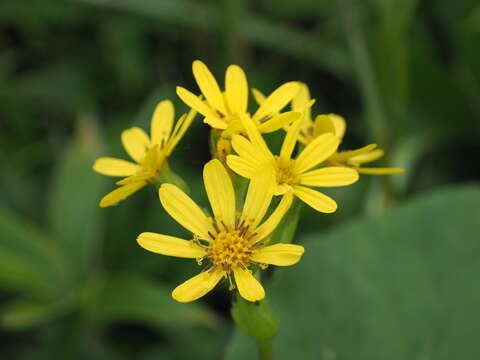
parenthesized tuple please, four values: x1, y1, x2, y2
(275, 156, 300, 186)
(206, 221, 256, 272)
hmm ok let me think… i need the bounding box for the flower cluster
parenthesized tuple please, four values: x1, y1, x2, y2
(93, 60, 404, 303)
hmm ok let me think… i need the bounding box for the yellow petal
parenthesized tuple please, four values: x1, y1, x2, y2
(241, 168, 275, 228)
(279, 118, 302, 159)
(203, 159, 236, 225)
(293, 185, 337, 213)
(240, 114, 274, 163)
(176, 86, 217, 119)
(225, 64, 248, 115)
(314, 114, 347, 139)
(348, 149, 384, 165)
(258, 111, 301, 134)
(253, 81, 300, 122)
(233, 267, 265, 302)
(172, 268, 224, 303)
(294, 133, 339, 174)
(251, 88, 266, 105)
(356, 167, 406, 175)
(192, 60, 226, 114)
(330, 114, 346, 139)
(254, 192, 293, 242)
(313, 114, 337, 136)
(167, 109, 197, 156)
(251, 244, 304, 266)
(231, 135, 262, 165)
(226, 155, 257, 179)
(99, 182, 147, 208)
(116, 172, 153, 185)
(329, 144, 377, 162)
(93, 157, 139, 177)
(151, 100, 174, 146)
(204, 116, 228, 130)
(159, 184, 211, 239)
(300, 167, 359, 187)
(121, 127, 150, 163)
(137, 232, 206, 258)
(291, 82, 312, 123)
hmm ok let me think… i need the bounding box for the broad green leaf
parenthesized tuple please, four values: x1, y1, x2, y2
(47, 119, 105, 280)
(0, 206, 71, 298)
(91, 273, 219, 329)
(227, 185, 480, 359)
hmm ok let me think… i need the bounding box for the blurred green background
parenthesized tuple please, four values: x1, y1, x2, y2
(1, 0, 479, 359)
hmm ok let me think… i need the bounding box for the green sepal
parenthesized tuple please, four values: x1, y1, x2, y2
(231, 293, 278, 342)
(153, 161, 189, 193)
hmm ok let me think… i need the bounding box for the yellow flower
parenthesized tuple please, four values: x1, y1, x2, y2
(137, 159, 304, 303)
(176, 60, 301, 135)
(226, 115, 359, 213)
(290, 84, 404, 175)
(93, 100, 196, 207)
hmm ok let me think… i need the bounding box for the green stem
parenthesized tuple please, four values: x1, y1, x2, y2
(256, 340, 274, 360)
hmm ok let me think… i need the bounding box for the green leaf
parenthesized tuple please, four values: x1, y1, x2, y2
(91, 273, 219, 329)
(47, 118, 105, 280)
(227, 185, 480, 359)
(0, 206, 71, 298)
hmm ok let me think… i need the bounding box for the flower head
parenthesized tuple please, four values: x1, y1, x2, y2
(93, 100, 195, 207)
(176, 60, 301, 136)
(137, 159, 304, 303)
(227, 115, 359, 213)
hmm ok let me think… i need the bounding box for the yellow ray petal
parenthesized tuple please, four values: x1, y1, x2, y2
(253, 81, 300, 122)
(137, 232, 206, 258)
(151, 100, 174, 146)
(251, 88, 266, 105)
(293, 185, 337, 213)
(356, 167, 406, 175)
(251, 244, 304, 266)
(313, 114, 336, 136)
(93, 157, 140, 177)
(203, 159, 236, 225)
(314, 114, 347, 139)
(204, 116, 228, 130)
(231, 135, 263, 165)
(241, 169, 275, 228)
(294, 133, 339, 174)
(176, 86, 217, 119)
(167, 109, 197, 156)
(225, 64, 248, 115)
(348, 149, 384, 165)
(226, 155, 257, 179)
(329, 144, 377, 163)
(116, 172, 153, 185)
(258, 111, 301, 134)
(254, 192, 293, 243)
(300, 167, 359, 187)
(172, 268, 224, 303)
(233, 267, 265, 302)
(121, 127, 150, 163)
(291, 82, 312, 123)
(240, 114, 274, 163)
(192, 60, 226, 114)
(159, 184, 211, 239)
(99, 181, 147, 208)
(279, 118, 302, 160)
